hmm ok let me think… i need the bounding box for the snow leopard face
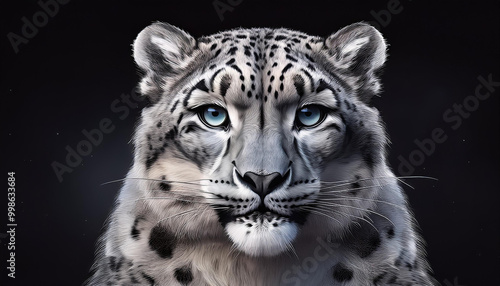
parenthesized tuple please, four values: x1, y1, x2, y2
(132, 22, 387, 257)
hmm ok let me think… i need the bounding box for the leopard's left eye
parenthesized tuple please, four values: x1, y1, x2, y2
(295, 105, 325, 128)
(199, 105, 229, 128)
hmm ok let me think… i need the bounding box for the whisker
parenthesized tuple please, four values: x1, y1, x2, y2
(319, 183, 386, 193)
(298, 206, 343, 226)
(317, 195, 406, 212)
(155, 209, 200, 225)
(314, 201, 395, 227)
(319, 175, 437, 188)
(309, 204, 380, 234)
(101, 177, 210, 187)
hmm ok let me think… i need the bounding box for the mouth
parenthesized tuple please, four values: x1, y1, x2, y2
(235, 210, 290, 224)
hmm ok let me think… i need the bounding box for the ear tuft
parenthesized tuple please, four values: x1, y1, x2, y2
(133, 22, 197, 102)
(323, 23, 387, 102)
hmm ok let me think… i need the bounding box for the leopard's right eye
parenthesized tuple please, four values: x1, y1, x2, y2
(198, 105, 229, 128)
(295, 105, 326, 129)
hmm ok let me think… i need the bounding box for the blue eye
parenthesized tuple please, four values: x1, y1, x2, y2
(200, 105, 228, 128)
(296, 105, 324, 128)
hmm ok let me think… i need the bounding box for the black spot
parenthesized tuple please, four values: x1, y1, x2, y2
(373, 271, 387, 284)
(214, 49, 221, 57)
(347, 221, 382, 258)
(247, 91, 252, 98)
(286, 55, 298, 62)
(236, 34, 247, 39)
(253, 52, 259, 61)
(304, 54, 315, 63)
(227, 47, 238, 55)
(108, 256, 122, 272)
(159, 175, 171, 192)
(141, 272, 156, 286)
(226, 58, 236, 65)
(145, 151, 160, 169)
(292, 74, 305, 96)
(387, 227, 395, 239)
(230, 65, 242, 74)
(260, 101, 265, 129)
(358, 232, 381, 258)
(165, 128, 176, 140)
(241, 84, 246, 91)
(361, 133, 378, 169)
(281, 63, 294, 74)
(130, 273, 139, 284)
(332, 263, 353, 282)
(388, 275, 398, 284)
(156, 121, 162, 128)
(210, 43, 217, 50)
(275, 35, 286, 41)
(170, 100, 180, 113)
(131, 217, 142, 240)
(220, 74, 232, 96)
(316, 79, 331, 93)
(274, 91, 278, 99)
(149, 226, 176, 259)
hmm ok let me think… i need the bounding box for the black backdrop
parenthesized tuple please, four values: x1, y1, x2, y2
(1, 1, 499, 285)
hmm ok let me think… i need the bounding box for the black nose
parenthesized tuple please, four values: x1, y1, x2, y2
(242, 171, 286, 198)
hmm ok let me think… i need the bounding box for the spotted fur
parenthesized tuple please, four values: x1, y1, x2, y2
(86, 22, 439, 285)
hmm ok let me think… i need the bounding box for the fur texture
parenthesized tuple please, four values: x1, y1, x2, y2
(86, 22, 439, 286)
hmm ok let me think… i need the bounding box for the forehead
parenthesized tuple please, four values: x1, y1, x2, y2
(190, 28, 342, 108)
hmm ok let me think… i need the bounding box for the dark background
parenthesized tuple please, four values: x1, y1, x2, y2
(1, 1, 499, 285)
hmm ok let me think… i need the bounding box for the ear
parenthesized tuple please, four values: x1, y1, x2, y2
(323, 23, 387, 102)
(133, 22, 197, 102)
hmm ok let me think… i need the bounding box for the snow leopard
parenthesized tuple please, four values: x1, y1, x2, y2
(86, 22, 439, 286)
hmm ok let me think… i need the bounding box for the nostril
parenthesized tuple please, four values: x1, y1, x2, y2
(267, 170, 288, 192)
(242, 173, 258, 189)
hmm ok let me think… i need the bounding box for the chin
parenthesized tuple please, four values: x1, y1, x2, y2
(225, 218, 299, 257)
